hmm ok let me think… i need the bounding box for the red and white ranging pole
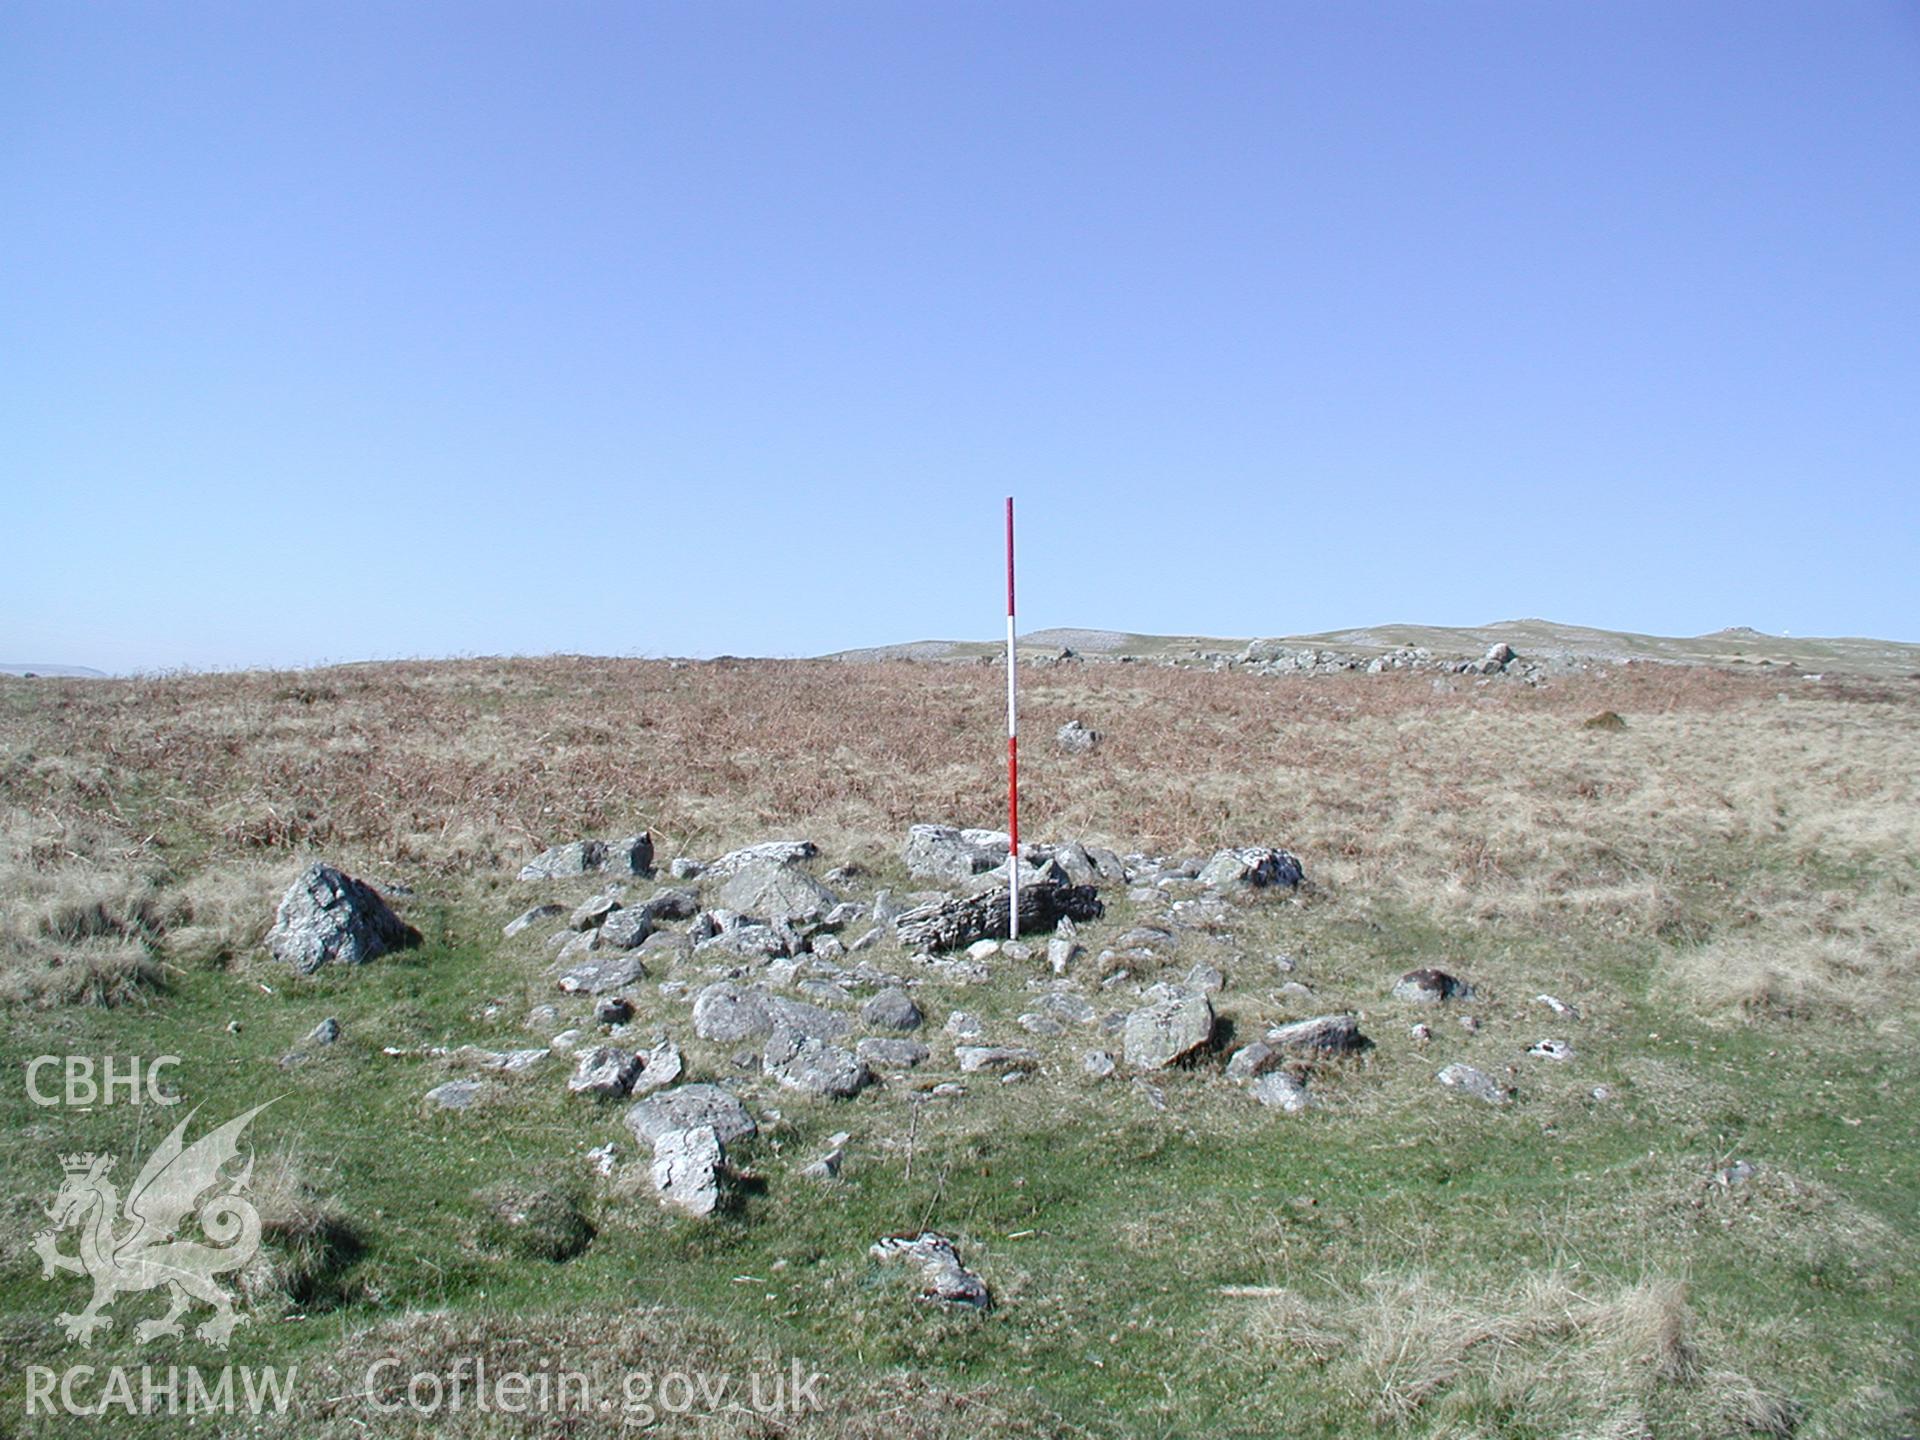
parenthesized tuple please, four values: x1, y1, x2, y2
(1005, 496, 1020, 939)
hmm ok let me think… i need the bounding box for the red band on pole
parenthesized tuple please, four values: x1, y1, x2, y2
(1008, 736, 1019, 850)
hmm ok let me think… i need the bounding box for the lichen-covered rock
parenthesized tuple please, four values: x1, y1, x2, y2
(716, 859, 838, 923)
(625, 1084, 757, 1146)
(1265, 1014, 1367, 1056)
(556, 950, 647, 995)
(856, 1037, 929, 1069)
(763, 1024, 872, 1097)
(955, 1045, 1040, 1075)
(1055, 720, 1101, 754)
(1196, 846, 1305, 890)
(603, 833, 656, 877)
(503, 904, 563, 938)
(861, 986, 923, 1031)
(568, 1045, 643, 1098)
(267, 863, 419, 974)
(870, 1232, 990, 1309)
(519, 841, 607, 881)
(1122, 986, 1214, 1069)
(704, 840, 818, 880)
(1437, 1062, 1509, 1105)
(651, 1124, 722, 1216)
(902, 824, 1007, 884)
(1251, 1072, 1311, 1112)
(691, 982, 848, 1043)
(1393, 968, 1471, 1004)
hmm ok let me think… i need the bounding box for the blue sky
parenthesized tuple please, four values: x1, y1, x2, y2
(4, 2, 1916, 671)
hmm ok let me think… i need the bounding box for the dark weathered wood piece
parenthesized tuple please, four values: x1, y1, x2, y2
(894, 883, 1103, 953)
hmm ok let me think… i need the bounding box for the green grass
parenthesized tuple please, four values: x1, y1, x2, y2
(3, 862, 1916, 1439)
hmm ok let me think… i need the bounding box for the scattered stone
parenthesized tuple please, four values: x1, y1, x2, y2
(550, 1029, 582, 1052)
(861, 987, 923, 1031)
(1116, 925, 1175, 951)
(966, 938, 1002, 961)
(1437, 1062, 1509, 1105)
(1265, 1014, 1367, 1056)
(1184, 962, 1226, 994)
(945, 1011, 984, 1039)
(307, 1017, 341, 1046)
(1055, 719, 1101, 754)
(1018, 1013, 1065, 1036)
(445, 1045, 550, 1074)
(1250, 1072, 1311, 1112)
(1410, 1023, 1431, 1042)
(569, 894, 622, 931)
(597, 908, 654, 950)
(717, 858, 838, 923)
(503, 904, 564, 938)
(1001, 940, 1032, 962)
(267, 863, 420, 974)
(424, 1080, 483, 1110)
(669, 857, 705, 880)
(1195, 847, 1305, 891)
(1034, 991, 1097, 1025)
(1459, 1015, 1481, 1034)
(1123, 986, 1215, 1069)
(1224, 1042, 1282, 1081)
(1047, 936, 1080, 975)
(518, 840, 607, 881)
(761, 1022, 872, 1097)
(553, 930, 596, 966)
(625, 1084, 757, 1146)
(1590, 1085, 1614, 1103)
(1528, 1039, 1574, 1062)
(956, 1045, 1041, 1075)
(870, 1232, 990, 1309)
(803, 1146, 845, 1180)
(704, 840, 819, 879)
(1535, 994, 1581, 1018)
(902, 824, 1007, 884)
(1714, 1159, 1757, 1189)
(637, 887, 701, 922)
(1392, 968, 1472, 1004)
(569, 1045, 644, 1098)
(602, 833, 656, 877)
(586, 1142, 619, 1176)
(651, 1124, 723, 1216)
(558, 948, 648, 994)
(631, 1037, 684, 1095)
(1081, 1049, 1117, 1078)
(691, 982, 848, 1042)
(856, 1037, 929, 1069)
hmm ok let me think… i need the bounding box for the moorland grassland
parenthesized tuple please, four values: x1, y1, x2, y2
(0, 658, 1915, 1438)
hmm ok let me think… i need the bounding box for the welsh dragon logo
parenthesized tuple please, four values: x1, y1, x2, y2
(32, 1104, 270, 1348)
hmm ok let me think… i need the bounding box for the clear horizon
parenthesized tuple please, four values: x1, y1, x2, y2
(6, 3, 1917, 671)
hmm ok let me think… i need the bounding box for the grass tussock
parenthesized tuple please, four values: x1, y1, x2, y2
(240, 1146, 364, 1312)
(1251, 1270, 1794, 1437)
(0, 808, 171, 1006)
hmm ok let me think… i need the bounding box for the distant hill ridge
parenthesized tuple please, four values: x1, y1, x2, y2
(0, 663, 107, 678)
(825, 620, 1920, 680)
